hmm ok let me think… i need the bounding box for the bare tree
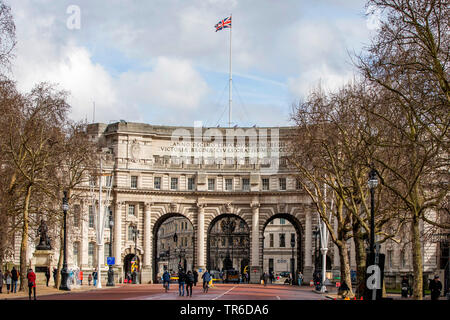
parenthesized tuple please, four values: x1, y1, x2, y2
(356, 0, 450, 299)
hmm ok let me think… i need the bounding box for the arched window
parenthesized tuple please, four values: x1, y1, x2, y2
(88, 242, 95, 266)
(73, 242, 80, 267)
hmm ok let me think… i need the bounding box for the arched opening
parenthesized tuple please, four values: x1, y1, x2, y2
(262, 213, 303, 285)
(207, 214, 250, 278)
(123, 253, 140, 282)
(152, 213, 194, 283)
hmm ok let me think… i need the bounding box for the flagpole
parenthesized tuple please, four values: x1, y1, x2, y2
(228, 13, 232, 127)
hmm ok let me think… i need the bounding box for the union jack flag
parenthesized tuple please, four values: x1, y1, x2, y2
(215, 16, 231, 32)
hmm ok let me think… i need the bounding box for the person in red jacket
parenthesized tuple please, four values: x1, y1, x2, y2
(27, 268, 37, 300)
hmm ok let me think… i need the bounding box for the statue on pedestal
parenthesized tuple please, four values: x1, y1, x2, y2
(36, 219, 52, 250)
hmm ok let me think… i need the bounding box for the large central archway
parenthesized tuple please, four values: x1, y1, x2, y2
(207, 214, 250, 275)
(152, 213, 195, 283)
(262, 213, 303, 284)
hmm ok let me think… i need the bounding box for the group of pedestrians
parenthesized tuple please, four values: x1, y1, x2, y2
(162, 269, 212, 297)
(0, 267, 19, 294)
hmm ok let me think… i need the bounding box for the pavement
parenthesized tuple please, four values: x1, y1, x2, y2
(0, 282, 122, 300)
(4, 282, 329, 300)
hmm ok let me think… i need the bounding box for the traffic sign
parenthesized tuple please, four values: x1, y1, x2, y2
(107, 257, 115, 265)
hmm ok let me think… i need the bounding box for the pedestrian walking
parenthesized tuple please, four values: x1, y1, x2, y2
(178, 269, 186, 296)
(193, 270, 198, 287)
(92, 269, 98, 287)
(53, 267, 57, 287)
(44, 267, 50, 287)
(202, 270, 211, 293)
(297, 271, 303, 286)
(263, 272, 269, 286)
(79, 270, 83, 285)
(27, 268, 37, 300)
(5, 270, 11, 293)
(186, 271, 194, 297)
(401, 276, 409, 298)
(10, 266, 18, 293)
(430, 275, 442, 300)
(162, 270, 171, 292)
(88, 273, 92, 286)
(0, 269, 3, 293)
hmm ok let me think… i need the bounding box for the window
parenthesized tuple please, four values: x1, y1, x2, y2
(128, 225, 135, 241)
(89, 205, 95, 228)
(104, 243, 110, 262)
(269, 234, 274, 247)
(128, 204, 135, 216)
(131, 176, 138, 189)
(269, 258, 274, 272)
(291, 233, 295, 246)
(296, 179, 302, 190)
(73, 205, 80, 227)
(225, 178, 233, 191)
(89, 177, 96, 187)
(88, 242, 95, 266)
(73, 242, 79, 267)
(280, 218, 286, 225)
(154, 177, 161, 190)
(401, 250, 407, 268)
(208, 178, 215, 191)
(188, 177, 195, 190)
(387, 250, 393, 268)
(170, 177, 178, 190)
(279, 233, 285, 247)
(242, 178, 250, 191)
(262, 178, 269, 191)
(279, 178, 286, 190)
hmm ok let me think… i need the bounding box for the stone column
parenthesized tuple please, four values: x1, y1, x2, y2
(114, 201, 123, 266)
(196, 203, 206, 272)
(142, 202, 153, 283)
(304, 207, 313, 282)
(80, 200, 89, 270)
(250, 202, 262, 283)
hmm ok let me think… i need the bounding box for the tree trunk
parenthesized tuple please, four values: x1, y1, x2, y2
(338, 240, 354, 298)
(19, 183, 32, 292)
(353, 223, 366, 299)
(411, 215, 423, 300)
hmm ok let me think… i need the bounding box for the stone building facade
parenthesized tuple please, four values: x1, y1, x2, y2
(8, 121, 444, 289)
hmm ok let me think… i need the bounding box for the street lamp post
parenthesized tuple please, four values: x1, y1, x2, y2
(59, 191, 70, 291)
(368, 167, 379, 300)
(106, 210, 114, 286)
(313, 227, 319, 270)
(290, 234, 295, 285)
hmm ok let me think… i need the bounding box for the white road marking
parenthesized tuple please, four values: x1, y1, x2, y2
(212, 286, 237, 300)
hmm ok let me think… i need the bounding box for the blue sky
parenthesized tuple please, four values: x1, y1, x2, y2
(8, 0, 379, 127)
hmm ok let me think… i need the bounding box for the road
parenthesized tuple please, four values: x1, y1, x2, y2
(20, 283, 328, 300)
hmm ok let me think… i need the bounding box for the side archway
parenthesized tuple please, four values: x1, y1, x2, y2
(152, 213, 195, 283)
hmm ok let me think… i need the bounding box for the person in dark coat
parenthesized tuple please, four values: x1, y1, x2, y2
(186, 271, 194, 297)
(27, 268, 37, 300)
(401, 276, 409, 298)
(10, 267, 18, 293)
(429, 275, 442, 300)
(178, 269, 186, 296)
(263, 272, 269, 286)
(53, 268, 58, 287)
(162, 270, 171, 291)
(45, 267, 50, 287)
(193, 270, 198, 286)
(0, 269, 3, 293)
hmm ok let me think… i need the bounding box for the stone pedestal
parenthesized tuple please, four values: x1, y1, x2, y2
(249, 266, 262, 284)
(141, 266, 153, 284)
(303, 266, 314, 283)
(32, 250, 53, 285)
